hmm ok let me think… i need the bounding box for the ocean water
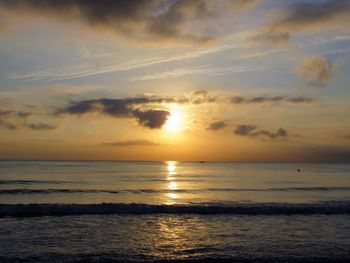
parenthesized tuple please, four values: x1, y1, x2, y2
(0, 161, 350, 262)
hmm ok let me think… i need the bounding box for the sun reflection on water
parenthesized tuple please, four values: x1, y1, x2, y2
(165, 161, 178, 204)
(168, 181, 177, 190)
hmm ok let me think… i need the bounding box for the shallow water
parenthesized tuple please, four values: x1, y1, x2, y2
(1, 214, 350, 262)
(1, 161, 349, 204)
(1, 161, 350, 262)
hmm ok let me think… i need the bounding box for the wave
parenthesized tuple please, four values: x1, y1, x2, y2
(0, 178, 215, 184)
(0, 201, 349, 217)
(0, 180, 72, 185)
(1, 186, 350, 195)
(0, 189, 120, 194)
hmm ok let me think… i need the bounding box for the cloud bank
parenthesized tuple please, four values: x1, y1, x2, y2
(0, 0, 257, 44)
(252, 0, 350, 44)
(56, 98, 170, 129)
(56, 91, 217, 129)
(234, 124, 288, 140)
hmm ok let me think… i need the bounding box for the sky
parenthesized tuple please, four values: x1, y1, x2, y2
(0, 0, 349, 162)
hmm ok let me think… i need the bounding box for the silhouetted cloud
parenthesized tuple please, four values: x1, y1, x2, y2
(207, 121, 227, 131)
(0, 0, 257, 44)
(0, 108, 56, 131)
(297, 56, 339, 85)
(230, 96, 314, 104)
(57, 92, 215, 115)
(56, 98, 171, 129)
(27, 123, 57, 130)
(252, 0, 350, 44)
(274, 0, 350, 32)
(56, 91, 218, 129)
(133, 110, 170, 129)
(234, 124, 288, 140)
(101, 140, 159, 147)
(234, 125, 257, 136)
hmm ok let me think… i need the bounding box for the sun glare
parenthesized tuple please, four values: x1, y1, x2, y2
(164, 108, 183, 132)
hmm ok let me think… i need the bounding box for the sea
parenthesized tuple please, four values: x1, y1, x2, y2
(0, 161, 349, 262)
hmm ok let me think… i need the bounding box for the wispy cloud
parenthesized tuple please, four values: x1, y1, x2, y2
(130, 62, 276, 81)
(10, 44, 235, 82)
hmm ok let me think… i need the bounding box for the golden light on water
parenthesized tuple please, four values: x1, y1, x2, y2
(168, 181, 177, 190)
(165, 161, 178, 203)
(166, 193, 178, 199)
(167, 161, 177, 175)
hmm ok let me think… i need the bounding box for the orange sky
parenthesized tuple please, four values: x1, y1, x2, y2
(0, 0, 349, 162)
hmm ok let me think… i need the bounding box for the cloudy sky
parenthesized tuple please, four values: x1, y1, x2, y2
(0, 0, 349, 162)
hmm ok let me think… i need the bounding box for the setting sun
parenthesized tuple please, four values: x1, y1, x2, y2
(164, 108, 183, 132)
(1, 0, 350, 262)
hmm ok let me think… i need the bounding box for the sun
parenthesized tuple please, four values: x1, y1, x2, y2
(164, 108, 183, 132)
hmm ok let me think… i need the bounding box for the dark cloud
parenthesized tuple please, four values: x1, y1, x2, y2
(207, 121, 227, 131)
(0, 0, 256, 44)
(147, 0, 214, 44)
(0, 108, 55, 131)
(27, 123, 57, 130)
(252, 0, 350, 44)
(230, 96, 314, 104)
(133, 110, 169, 129)
(234, 125, 288, 140)
(234, 124, 257, 136)
(101, 140, 159, 147)
(273, 0, 350, 32)
(56, 97, 171, 129)
(56, 92, 217, 129)
(252, 128, 288, 140)
(297, 56, 339, 86)
(0, 0, 158, 24)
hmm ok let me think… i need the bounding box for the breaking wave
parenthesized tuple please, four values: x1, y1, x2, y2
(1, 187, 350, 195)
(0, 201, 349, 217)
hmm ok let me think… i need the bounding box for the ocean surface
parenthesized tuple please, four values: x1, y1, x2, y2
(0, 161, 350, 262)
